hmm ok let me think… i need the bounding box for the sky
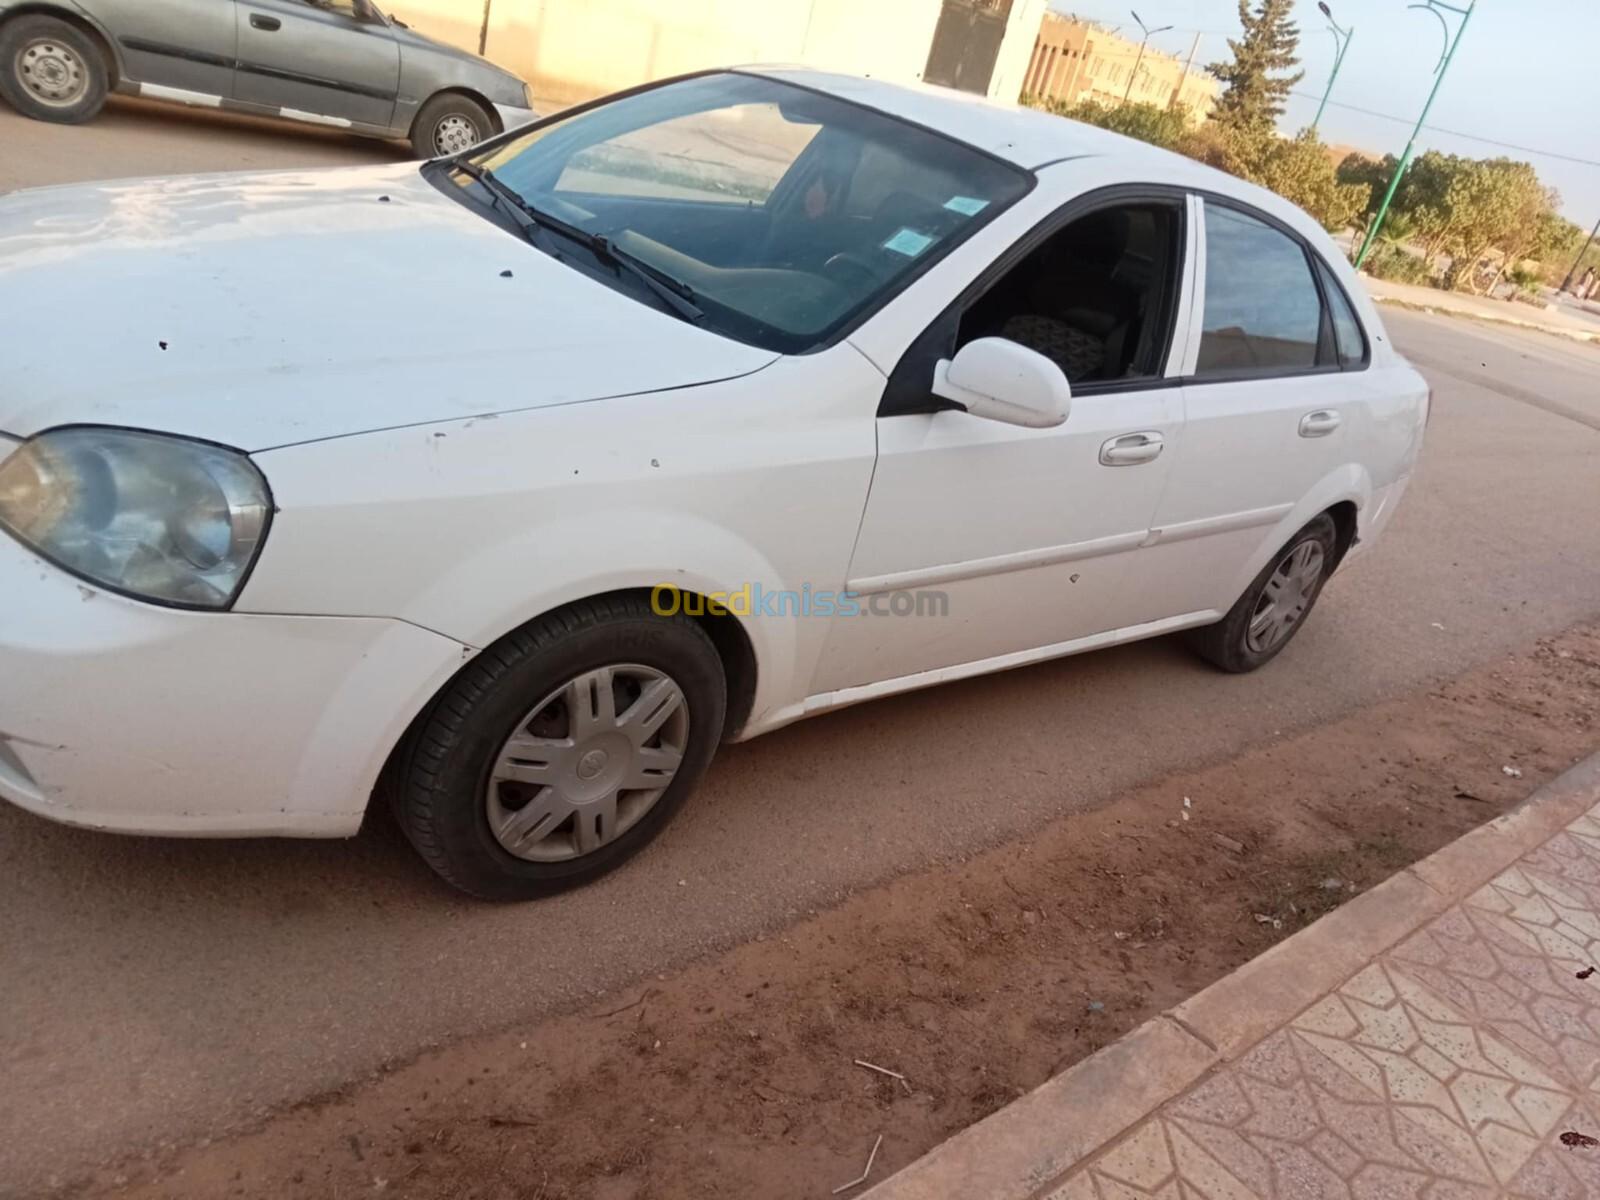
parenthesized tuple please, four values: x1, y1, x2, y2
(1048, 0, 1600, 233)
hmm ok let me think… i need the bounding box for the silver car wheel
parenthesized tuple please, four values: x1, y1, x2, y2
(433, 113, 482, 155)
(1245, 540, 1325, 655)
(485, 663, 689, 863)
(15, 37, 88, 107)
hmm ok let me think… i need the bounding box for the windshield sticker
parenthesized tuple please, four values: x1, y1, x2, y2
(883, 228, 935, 257)
(944, 196, 990, 216)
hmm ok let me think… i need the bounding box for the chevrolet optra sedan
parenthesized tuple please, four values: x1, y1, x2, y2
(0, 69, 1428, 899)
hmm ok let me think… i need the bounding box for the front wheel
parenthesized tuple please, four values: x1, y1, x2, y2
(391, 596, 727, 900)
(1186, 515, 1338, 673)
(410, 92, 495, 158)
(0, 16, 109, 124)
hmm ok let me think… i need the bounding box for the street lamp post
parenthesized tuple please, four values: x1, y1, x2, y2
(1560, 215, 1600, 295)
(1123, 10, 1174, 105)
(1354, 0, 1480, 270)
(1311, 2, 1355, 134)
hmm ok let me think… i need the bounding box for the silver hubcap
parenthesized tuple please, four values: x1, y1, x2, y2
(1246, 540, 1325, 654)
(434, 113, 481, 155)
(15, 38, 88, 107)
(486, 664, 689, 863)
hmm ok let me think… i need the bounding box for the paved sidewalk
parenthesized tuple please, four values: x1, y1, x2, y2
(1363, 276, 1600, 345)
(865, 751, 1600, 1200)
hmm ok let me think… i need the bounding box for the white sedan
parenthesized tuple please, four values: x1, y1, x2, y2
(0, 68, 1428, 899)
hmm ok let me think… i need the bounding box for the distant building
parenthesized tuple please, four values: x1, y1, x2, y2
(1021, 11, 1218, 122)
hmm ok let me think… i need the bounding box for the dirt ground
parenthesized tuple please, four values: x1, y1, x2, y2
(66, 623, 1600, 1200)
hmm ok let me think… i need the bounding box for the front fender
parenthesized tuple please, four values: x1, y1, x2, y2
(400, 508, 801, 726)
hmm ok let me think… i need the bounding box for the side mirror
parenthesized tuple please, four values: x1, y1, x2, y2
(931, 338, 1071, 429)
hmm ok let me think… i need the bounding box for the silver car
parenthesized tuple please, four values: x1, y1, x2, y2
(0, 0, 536, 156)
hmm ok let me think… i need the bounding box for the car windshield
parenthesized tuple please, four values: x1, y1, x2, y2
(458, 72, 1031, 354)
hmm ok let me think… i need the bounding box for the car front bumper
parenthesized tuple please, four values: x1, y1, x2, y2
(0, 531, 470, 838)
(491, 101, 538, 134)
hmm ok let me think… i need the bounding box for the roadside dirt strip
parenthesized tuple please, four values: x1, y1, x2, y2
(69, 624, 1600, 1200)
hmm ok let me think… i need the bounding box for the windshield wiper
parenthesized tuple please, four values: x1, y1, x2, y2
(448, 161, 703, 325)
(449, 159, 546, 248)
(590, 238, 705, 325)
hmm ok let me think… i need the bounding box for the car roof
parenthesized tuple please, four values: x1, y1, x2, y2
(737, 66, 1311, 231)
(741, 66, 1186, 168)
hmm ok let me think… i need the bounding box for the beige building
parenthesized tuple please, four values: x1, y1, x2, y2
(386, 0, 1049, 108)
(1021, 11, 1217, 121)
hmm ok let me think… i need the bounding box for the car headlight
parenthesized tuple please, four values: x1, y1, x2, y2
(0, 427, 271, 610)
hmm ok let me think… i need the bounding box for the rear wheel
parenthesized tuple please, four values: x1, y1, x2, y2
(0, 16, 108, 124)
(1186, 515, 1338, 673)
(391, 595, 726, 900)
(410, 92, 495, 158)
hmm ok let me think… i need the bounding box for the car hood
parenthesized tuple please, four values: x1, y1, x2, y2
(0, 163, 776, 450)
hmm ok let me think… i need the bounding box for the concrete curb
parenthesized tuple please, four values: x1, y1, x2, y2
(1372, 295, 1600, 346)
(861, 750, 1600, 1200)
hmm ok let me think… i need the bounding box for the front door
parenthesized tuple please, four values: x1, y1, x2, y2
(811, 195, 1193, 694)
(923, 0, 1014, 95)
(233, 0, 399, 129)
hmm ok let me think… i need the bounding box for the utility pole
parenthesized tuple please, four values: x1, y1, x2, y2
(1311, 2, 1354, 135)
(1169, 32, 1201, 111)
(1355, 0, 1479, 271)
(1123, 10, 1173, 106)
(1560, 215, 1600, 294)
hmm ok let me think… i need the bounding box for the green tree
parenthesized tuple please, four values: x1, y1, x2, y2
(1030, 97, 1190, 151)
(1210, 0, 1304, 131)
(1179, 125, 1365, 232)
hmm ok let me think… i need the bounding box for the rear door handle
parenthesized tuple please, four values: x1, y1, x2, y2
(249, 13, 281, 30)
(1099, 431, 1164, 467)
(1299, 410, 1342, 438)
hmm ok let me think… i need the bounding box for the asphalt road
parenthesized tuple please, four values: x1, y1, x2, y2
(4, 100, 1600, 1196)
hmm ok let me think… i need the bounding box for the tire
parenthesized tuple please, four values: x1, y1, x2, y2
(392, 595, 726, 900)
(410, 91, 495, 158)
(1185, 514, 1339, 674)
(0, 15, 108, 124)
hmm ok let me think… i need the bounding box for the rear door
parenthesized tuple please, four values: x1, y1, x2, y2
(232, 0, 398, 129)
(94, 0, 236, 98)
(1119, 195, 1373, 625)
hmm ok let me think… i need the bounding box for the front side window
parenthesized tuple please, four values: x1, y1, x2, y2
(458, 73, 1031, 354)
(957, 202, 1183, 387)
(1196, 202, 1324, 378)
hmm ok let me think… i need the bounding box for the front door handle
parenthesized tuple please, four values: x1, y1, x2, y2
(1099, 431, 1164, 467)
(1299, 410, 1342, 438)
(249, 12, 282, 30)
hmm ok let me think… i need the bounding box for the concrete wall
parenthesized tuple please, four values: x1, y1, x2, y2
(989, 0, 1050, 105)
(384, 0, 1048, 107)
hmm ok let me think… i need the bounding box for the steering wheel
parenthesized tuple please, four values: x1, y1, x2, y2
(822, 252, 884, 291)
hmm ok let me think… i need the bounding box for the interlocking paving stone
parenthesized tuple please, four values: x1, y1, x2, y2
(1046, 801, 1600, 1199)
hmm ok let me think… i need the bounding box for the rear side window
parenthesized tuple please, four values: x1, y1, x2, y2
(1196, 203, 1324, 378)
(1316, 259, 1369, 367)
